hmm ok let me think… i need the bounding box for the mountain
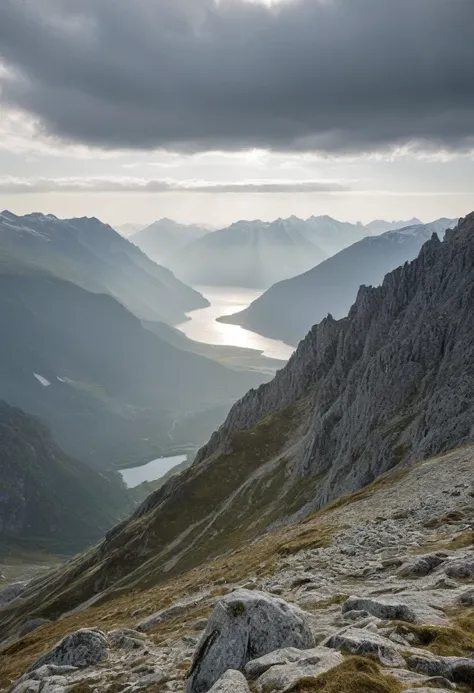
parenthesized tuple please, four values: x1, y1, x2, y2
(131, 218, 209, 264)
(0, 211, 208, 325)
(164, 217, 329, 288)
(113, 223, 145, 237)
(0, 401, 129, 555)
(3, 211, 473, 621)
(365, 217, 422, 234)
(219, 219, 455, 345)
(296, 215, 376, 255)
(0, 260, 267, 468)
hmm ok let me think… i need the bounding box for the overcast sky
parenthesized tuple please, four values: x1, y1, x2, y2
(0, 0, 473, 227)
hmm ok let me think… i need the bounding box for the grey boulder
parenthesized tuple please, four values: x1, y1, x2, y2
(445, 557, 474, 579)
(342, 596, 416, 623)
(245, 647, 338, 679)
(26, 629, 108, 672)
(186, 590, 314, 693)
(207, 671, 250, 693)
(254, 650, 343, 692)
(408, 654, 474, 686)
(398, 554, 445, 578)
(325, 628, 405, 667)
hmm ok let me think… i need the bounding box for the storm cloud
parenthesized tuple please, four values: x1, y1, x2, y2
(0, 176, 350, 194)
(0, 0, 473, 154)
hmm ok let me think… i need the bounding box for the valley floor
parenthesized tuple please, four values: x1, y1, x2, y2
(2, 444, 474, 692)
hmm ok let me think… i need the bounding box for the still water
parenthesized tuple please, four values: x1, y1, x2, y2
(176, 286, 294, 361)
(120, 454, 187, 487)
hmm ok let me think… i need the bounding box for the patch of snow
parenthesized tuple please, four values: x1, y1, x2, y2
(33, 373, 51, 387)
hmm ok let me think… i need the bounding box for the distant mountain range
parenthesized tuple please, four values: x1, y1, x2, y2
(149, 215, 427, 289)
(0, 401, 129, 554)
(219, 219, 456, 345)
(0, 211, 207, 325)
(164, 217, 330, 288)
(131, 218, 210, 263)
(0, 212, 268, 468)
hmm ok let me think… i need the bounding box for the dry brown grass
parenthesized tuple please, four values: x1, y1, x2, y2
(391, 615, 474, 657)
(286, 656, 402, 693)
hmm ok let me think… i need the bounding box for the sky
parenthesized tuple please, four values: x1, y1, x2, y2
(0, 0, 473, 228)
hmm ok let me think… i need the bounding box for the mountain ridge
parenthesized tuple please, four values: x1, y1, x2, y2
(0, 210, 208, 325)
(219, 218, 456, 344)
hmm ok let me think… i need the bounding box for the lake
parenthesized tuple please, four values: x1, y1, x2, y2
(120, 454, 187, 487)
(176, 285, 294, 361)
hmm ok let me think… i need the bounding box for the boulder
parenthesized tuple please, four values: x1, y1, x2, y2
(26, 629, 108, 672)
(342, 596, 416, 622)
(255, 653, 344, 693)
(445, 557, 474, 579)
(207, 671, 250, 693)
(408, 654, 474, 686)
(108, 629, 147, 651)
(186, 590, 314, 693)
(457, 589, 474, 606)
(398, 554, 445, 578)
(245, 647, 338, 679)
(324, 628, 405, 667)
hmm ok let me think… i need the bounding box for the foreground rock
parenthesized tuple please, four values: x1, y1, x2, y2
(408, 654, 474, 686)
(26, 629, 108, 672)
(254, 649, 343, 692)
(207, 670, 250, 693)
(325, 628, 405, 667)
(342, 596, 416, 622)
(186, 590, 314, 693)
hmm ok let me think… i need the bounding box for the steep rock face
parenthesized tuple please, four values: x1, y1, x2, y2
(219, 219, 455, 345)
(200, 215, 474, 509)
(2, 213, 473, 621)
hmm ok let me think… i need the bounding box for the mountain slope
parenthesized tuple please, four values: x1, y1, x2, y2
(3, 212, 473, 619)
(0, 401, 129, 554)
(0, 211, 207, 325)
(220, 219, 455, 345)
(131, 218, 209, 264)
(165, 218, 329, 288)
(0, 265, 267, 468)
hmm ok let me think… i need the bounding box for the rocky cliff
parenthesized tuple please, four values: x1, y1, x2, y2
(1, 213, 473, 625)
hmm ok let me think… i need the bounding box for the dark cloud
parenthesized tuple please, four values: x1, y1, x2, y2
(0, 176, 350, 193)
(0, 0, 473, 153)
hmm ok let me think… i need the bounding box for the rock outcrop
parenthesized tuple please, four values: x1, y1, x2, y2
(26, 629, 108, 672)
(186, 590, 314, 693)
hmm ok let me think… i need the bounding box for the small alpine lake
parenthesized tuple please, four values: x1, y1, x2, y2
(119, 454, 187, 487)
